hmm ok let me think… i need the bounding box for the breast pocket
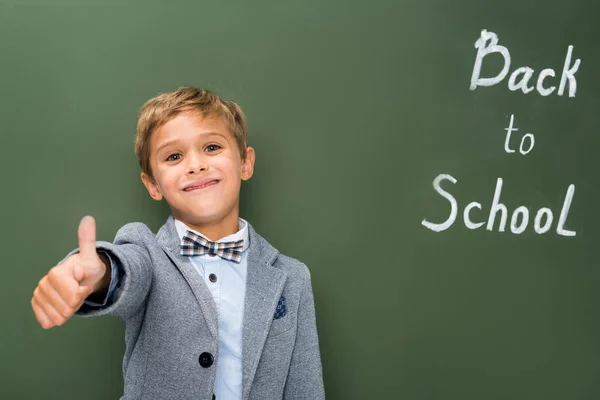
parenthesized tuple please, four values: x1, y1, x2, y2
(268, 295, 293, 338)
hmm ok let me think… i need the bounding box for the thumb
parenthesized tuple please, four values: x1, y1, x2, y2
(78, 216, 97, 263)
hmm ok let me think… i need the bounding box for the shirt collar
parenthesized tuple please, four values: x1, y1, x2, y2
(174, 217, 250, 253)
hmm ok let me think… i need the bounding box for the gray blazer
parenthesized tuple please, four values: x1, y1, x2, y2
(62, 215, 325, 400)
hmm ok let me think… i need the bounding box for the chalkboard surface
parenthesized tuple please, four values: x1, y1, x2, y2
(3, 1, 600, 399)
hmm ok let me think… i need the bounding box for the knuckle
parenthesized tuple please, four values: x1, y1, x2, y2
(37, 313, 49, 328)
(34, 286, 46, 302)
(37, 276, 46, 288)
(40, 280, 51, 293)
(60, 306, 73, 319)
(47, 267, 58, 279)
(36, 282, 49, 298)
(68, 294, 80, 307)
(52, 315, 64, 326)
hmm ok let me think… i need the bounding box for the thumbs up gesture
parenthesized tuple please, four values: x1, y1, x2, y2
(31, 216, 111, 329)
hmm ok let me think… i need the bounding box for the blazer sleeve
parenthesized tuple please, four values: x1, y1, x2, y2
(82, 250, 119, 307)
(283, 267, 326, 400)
(56, 222, 154, 321)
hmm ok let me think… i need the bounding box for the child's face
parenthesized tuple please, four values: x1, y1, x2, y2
(141, 111, 255, 231)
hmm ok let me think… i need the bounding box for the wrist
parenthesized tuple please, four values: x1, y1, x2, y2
(91, 253, 111, 293)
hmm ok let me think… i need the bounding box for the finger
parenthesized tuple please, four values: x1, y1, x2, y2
(38, 278, 74, 319)
(78, 216, 97, 264)
(31, 296, 53, 329)
(74, 285, 94, 310)
(46, 267, 81, 308)
(33, 287, 68, 327)
(80, 285, 93, 297)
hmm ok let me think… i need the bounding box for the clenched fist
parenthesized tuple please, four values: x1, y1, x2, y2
(31, 216, 111, 329)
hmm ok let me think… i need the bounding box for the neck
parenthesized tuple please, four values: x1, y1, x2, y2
(175, 213, 240, 241)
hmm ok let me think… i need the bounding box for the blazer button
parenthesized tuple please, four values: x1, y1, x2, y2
(199, 352, 214, 368)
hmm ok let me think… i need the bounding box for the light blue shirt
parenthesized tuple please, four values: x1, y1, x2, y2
(174, 218, 249, 400)
(88, 218, 249, 400)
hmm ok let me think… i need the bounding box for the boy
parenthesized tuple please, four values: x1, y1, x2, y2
(30, 87, 325, 400)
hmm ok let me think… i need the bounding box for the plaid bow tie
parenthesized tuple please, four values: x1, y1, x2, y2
(180, 230, 244, 263)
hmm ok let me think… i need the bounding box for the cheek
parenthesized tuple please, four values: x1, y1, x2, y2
(215, 157, 242, 176)
(156, 169, 178, 192)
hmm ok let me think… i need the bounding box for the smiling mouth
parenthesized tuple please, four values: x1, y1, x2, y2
(184, 180, 219, 192)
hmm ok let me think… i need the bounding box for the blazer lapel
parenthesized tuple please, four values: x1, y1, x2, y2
(156, 215, 219, 339)
(242, 224, 287, 400)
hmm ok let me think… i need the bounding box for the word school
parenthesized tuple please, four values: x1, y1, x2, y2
(421, 174, 576, 236)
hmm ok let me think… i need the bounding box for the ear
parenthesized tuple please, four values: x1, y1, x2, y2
(141, 172, 163, 201)
(241, 146, 255, 181)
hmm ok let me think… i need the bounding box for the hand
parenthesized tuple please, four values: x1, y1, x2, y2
(31, 216, 109, 329)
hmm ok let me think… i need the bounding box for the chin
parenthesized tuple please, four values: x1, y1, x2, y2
(184, 210, 228, 224)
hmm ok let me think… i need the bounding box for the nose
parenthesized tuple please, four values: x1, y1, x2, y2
(185, 151, 208, 175)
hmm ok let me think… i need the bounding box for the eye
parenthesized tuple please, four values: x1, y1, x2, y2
(166, 153, 181, 161)
(205, 144, 222, 152)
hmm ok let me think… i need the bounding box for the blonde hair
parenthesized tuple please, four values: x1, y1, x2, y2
(135, 87, 248, 180)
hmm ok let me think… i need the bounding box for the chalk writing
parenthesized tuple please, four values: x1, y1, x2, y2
(504, 114, 535, 155)
(422, 29, 580, 237)
(421, 174, 576, 236)
(470, 30, 581, 97)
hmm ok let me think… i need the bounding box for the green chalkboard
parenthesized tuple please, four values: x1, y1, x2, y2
(3, 0, 600, 399)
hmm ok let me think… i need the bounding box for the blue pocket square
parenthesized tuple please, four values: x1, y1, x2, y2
(273, 295, 287, 320)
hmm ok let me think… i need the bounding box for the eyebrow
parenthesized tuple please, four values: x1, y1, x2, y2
(155, 132, 227, 154)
